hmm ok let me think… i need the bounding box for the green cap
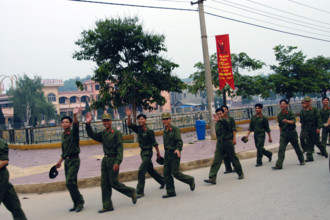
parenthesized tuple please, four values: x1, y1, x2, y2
(102, 113, 112, 120)
(304, 96, 311, 102)
(161, 112, 171, 119)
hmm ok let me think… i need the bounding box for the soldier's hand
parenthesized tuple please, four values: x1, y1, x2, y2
(233, 138, 236, 145)
(55, 162, 61, 169)
(174, 150, 181, 158)
(316, 129, 320, 134)
(269, 137, 272, 143)
(113, 164, 119, 172)
(85, 112, 92, 124)
(125, 107, 132, 117)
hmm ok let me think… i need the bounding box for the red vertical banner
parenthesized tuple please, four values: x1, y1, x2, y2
(215, 34, 235, 91)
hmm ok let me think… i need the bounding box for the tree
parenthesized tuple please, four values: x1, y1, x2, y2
(8, 75, 56, 128)
(73, 17, 184, 119)
(188, 52, 266, 104)
(269, 45, 310, 103)
(305, 56, 330, 97)
(58, 75, 91, 92)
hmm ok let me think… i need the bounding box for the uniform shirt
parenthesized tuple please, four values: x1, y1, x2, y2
(86, 124, 123, 165)
(228, 116, 237, 132)
(248, 114, 271, 133)
(278, 110, 296, 131)
(300, 107, 322, 129)
(61, 122, 80, 159)
(0, 138, 9, 161)
(163, 125, 183, 151)
(320, 107, 330, 124)
(215, 118, 232, 141)
(129, 123, 158, 150)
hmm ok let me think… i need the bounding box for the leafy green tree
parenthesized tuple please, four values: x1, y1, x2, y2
(8, 75, 56, 127)
(188, 52, 266, 104)
(305, 56, 330, 97)
(59, 75, 91, 91)
(73, 16, 184, 119)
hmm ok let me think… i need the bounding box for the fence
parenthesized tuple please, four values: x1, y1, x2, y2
(1, 101, 319, 144)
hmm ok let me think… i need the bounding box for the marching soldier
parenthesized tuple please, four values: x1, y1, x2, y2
(300, 97, 328, 162)
(161, 112, 195, 198)
(204, 108, 244, 184)
(299, 100, 308, 153)
(85, 112, 137, 213)
(0, 137, 27, 220)
(55, 107, 84, 212)
(245, 103, 273, 167)
(320, 97, 330, 149)
(125, 108, 165, 198)
(272, 99, 305, 170)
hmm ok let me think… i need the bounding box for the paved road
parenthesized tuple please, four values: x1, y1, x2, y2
(2, 148, 329, 220)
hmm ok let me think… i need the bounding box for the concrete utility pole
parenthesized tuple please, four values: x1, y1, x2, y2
(191, 0, 216, 139)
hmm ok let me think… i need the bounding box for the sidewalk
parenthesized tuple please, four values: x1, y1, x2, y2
(8, 120, 304, 193)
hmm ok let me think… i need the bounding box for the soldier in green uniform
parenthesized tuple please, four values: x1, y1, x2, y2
(221, 105, 236, 174)
(299, 100, 308, 153)
(0, 137, 27, 220)
(55, 107, 84, 212)
(272, 100, 305, 170)
(85, 112, 137, 213)
(204, 108, 244, 184)
(320, 97, 329, 149)
(125, 108, 165, 198)
(161, 112, 195, 198)
(245, 103, 273, 167)
(300, 97, 328, 162)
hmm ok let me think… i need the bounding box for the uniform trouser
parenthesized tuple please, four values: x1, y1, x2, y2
(321, 127, 330, 147)
(101, 157, 135, 209)
(64, 158, 84, 208)
(137, 149, 164, 195)
(304, 126, 327, 160)
(209, 140, 243, 180)
(300, 129, 308, 152)
(0, 168, 27, 220)
(275, 130, 304, 167)
(163, 150, 194, 195)
(254, 132, 272, 165)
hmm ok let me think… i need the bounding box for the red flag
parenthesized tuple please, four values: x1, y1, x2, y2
(215, 34, 235, 91)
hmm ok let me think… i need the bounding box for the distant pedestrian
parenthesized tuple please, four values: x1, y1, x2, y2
(300, 97, 328, 162)
(204, 108, 244, 184)
(0, 137, 27, 220)
(272, 100, 305, 170)
(245, 103, 272, 167)
(320, 97, 330, 149)
(125, 107, 165, 198)
(55, 107, 84, 212)
(161, 112, 195, 198)
(85, 112, 137, 213)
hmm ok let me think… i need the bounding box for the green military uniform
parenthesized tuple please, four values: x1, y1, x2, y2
(129, 123, 164, 195)
(223, 116, 235, 172)
(248, 114, 272, 165)
(300, 107, 328, 160)
(320, 106, 330, 147)
(299, 103, 308, 152)
(163, 125, 194, 196)
(86, 123, 135, 210)
(0, 138, 27, 220)
(208, 118, 244, 181)
(61, 122, 84, 209)
(275, 110, 305, 168)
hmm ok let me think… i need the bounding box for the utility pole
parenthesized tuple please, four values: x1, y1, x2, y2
(191, 0, 216, 140)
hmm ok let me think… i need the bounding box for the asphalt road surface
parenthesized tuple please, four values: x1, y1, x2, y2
(2, 148, 330, 220)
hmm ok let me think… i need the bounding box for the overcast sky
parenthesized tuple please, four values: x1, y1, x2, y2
(1, 0, 329, 90)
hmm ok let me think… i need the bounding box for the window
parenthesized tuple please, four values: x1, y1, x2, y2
(84, 86, 87, 91)
(59, 97, 66, 104)
(95, 84, 100, 90)
(47, 93, 56, 102)
(70, 97, 76, 103)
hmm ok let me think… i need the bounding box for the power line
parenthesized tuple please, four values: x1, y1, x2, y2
(210, 0, 330, 34)
(204, 11, 330, 43)
(288, 0, 330, 15)
(68, 0, 330, 43)
(150, 0, 190, 3)
(205, 5, 330, 38)
(247, 0, 330, 27)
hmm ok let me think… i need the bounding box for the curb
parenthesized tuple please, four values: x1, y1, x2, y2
(13, 144, 289, 194)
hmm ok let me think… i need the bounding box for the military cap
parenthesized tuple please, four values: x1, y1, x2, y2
(303, 96, 311, 102)
(156, 156, 164, 165)
(161, 112, 171, 119)
(49, 165, 58, 179)
(102, 113, 112, 120)
(241, 136, 249, 143)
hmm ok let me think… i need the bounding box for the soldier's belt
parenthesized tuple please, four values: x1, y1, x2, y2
(305, 124, 317, 127)
(64, 154, 79, 160)
(165, 149, 175, 152)
(104, 153, 116, 158)
(218, 137, 232, 143)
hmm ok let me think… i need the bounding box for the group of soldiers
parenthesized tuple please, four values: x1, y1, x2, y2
(1, 97, 329, 219)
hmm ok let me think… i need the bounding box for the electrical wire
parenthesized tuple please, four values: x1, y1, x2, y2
(288, 0, 330, 15)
